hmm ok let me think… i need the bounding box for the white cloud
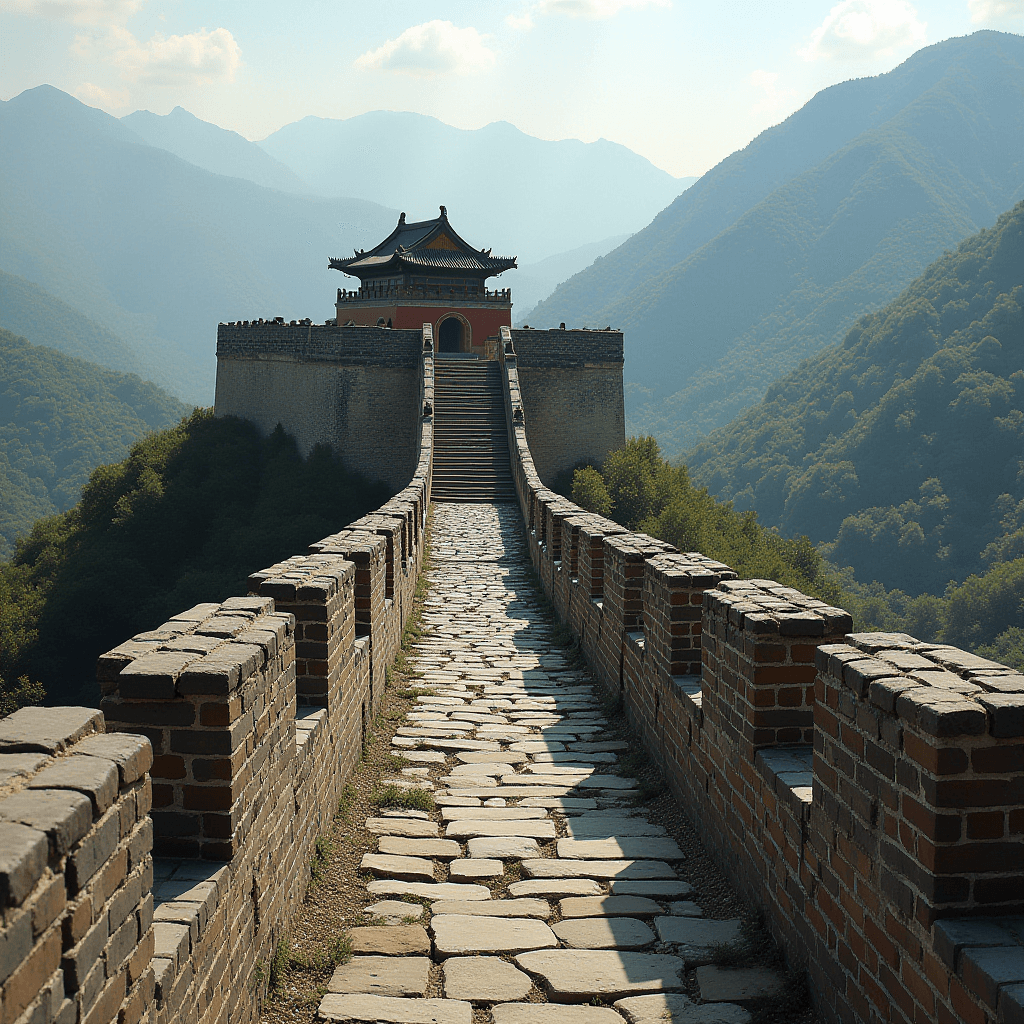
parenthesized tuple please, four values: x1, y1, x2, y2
(535, 0, 670, 17)
(802, 0, 927, 62)
(74, 80, 129, 108)
(505, 11, 535, 30)
(0, 0, 141, 24)
(749, 69, 799, 120)
(76, 25, 242, 86)
(355, 20, 495, 77)
(969, 0, 1024, 23)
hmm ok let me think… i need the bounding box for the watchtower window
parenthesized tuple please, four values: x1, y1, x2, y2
(438, 317, 462, 352)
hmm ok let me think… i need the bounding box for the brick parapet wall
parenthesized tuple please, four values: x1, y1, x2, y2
(0, 333, 436, 1024)
(0, 707, 154, 1024)
(497, 330, 1024, 1024)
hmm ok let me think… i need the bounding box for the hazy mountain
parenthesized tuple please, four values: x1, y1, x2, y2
(259, 111, 694, 263)
(122, 106, 311, 194)
(687, 200, 1024, 595)
(0, 270, 143, 376)
(512, 235, 630, 322)
(0, 328, 191, 560)
(0, 86, 396, 404)
(528, 31, 1024, 455)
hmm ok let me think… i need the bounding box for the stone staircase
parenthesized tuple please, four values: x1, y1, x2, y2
(432, 360, 517, 502)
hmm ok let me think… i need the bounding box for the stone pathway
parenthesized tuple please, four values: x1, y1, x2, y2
(318, 503, 782, 1024)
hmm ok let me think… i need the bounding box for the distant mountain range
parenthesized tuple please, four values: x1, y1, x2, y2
(688, 199, 1024, 596)
(0, 328, 191, 560)
(0, 85, 395, 403)
(528, 30, 1024, 455)
(256, 112, 693, 264)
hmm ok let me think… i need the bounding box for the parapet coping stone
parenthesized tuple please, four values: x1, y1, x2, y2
(816, 634, 1024, 738)
(932, 916, 1024, 1015)
(0, 712, 152, 909)
(98, 598, 294, 698)
(249, 553, 355, 602)
(704, 579, 853, 637)
(646, 552, 736, 587)
(754, 745, 813, 815)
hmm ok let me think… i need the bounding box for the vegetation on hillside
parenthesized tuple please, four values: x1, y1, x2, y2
(688, 200, 1024, 597)
(0, 410, 392, 708)
(0, 329, 192, 560)
(569, 437, 1024, 670)
(529, 31, 1024, 455)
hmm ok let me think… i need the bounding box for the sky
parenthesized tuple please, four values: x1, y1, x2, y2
(1, 0, 1022, 178)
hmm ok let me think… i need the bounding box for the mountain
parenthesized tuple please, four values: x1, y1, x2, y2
(258, 111, 694, 263)
(528, 31, 1024, 455)
(0, 270, 143, 377)
(512, 235, 630, 321)
(686, 199, 1024, 596)
(0, 86, 396, 404)
(0, 328, 192, 560)
(122, 106, 311, 194)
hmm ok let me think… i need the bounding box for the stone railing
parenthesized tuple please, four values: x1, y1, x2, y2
(497, 325, 1024, 1024)
(0, 326, 436, 1024)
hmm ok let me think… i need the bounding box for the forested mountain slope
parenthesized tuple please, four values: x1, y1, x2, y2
(0, 271, 143, 376)
(0, 86, 395, 403)
(0, 329, 192, 560)
(528, 31, 1024, 454)
(687, 200, 1024, 596)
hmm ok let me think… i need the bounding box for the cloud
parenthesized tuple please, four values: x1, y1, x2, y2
(0, 0, 141, 24)
(968, 0, 1024, 23)
(76, 25, 242, 85)
(534, 0, 670, 17)
(749, 69, 799, 120)
(505, 11, 535, 30)
(355, 20, 495, 77)
(803, 0, 926, 62)
(74, 80, 129, 108)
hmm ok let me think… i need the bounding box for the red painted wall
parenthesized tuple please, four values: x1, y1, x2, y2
(338, 302, 511, 348)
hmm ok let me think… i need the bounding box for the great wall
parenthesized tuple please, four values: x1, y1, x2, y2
(0, 309, 1022, 1024)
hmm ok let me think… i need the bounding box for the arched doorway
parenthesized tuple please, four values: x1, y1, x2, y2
(438, 317, 463, 353)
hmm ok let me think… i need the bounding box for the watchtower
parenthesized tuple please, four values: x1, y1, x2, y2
(330, 206, 516, 357)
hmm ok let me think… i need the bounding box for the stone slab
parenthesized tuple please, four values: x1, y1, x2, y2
(491, 1005, 625, 1024)
(460, 749, 532, 765)
(610, 881, 695, 898)
(378, 837, 462, 860)
(514, 949, 684, 1000)
(348, 925, 430, 955)
(450, 859, 503, 882)
(399, 751, 448, 764)
(430, 899, 551, 919)
(443, 956, 534, 1002)
(442, 787, 575, 799)
(695, 966, 785, 1004)
(523, 860, 676, 880)
(655, 918, 743, 964)
(560, 896, 663, 918)
(435, 796, 482, 807)
(510, 741, 565, 753)
(553, 917, 656, 950)
(521, 798, 598, 811)
(318, 994, 472, 1024)
(421, 739, 502, 752)
(360, 854, 434, 883)
(566, 819, 667, 838)
(558, 838, 683, 860)
(508, 879, 604, 899)
(614, 993, 751, 1024)
(446, 820, 556, 840)
(467, 837, 541, 859)
(668, 902, 703, 917)
(327, 956, 431, 997)
(533, 752, 617, 764)
(367, 880, 491, 901)
(431, 914, 558, 957)
(365, 819, 439, 838)
(571, 742, 629, 752)
(441, 807, 548, 821)
(364, 901, 424, 923)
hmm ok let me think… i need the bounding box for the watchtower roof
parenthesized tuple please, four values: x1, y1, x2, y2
(329, 206, 516, 279)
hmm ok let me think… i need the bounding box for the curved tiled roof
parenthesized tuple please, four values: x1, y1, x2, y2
(329, 207, 516, 279)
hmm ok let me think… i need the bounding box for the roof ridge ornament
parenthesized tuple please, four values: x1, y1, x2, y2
(399, 211, 406, 224)
(439, 205, 447, 218)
